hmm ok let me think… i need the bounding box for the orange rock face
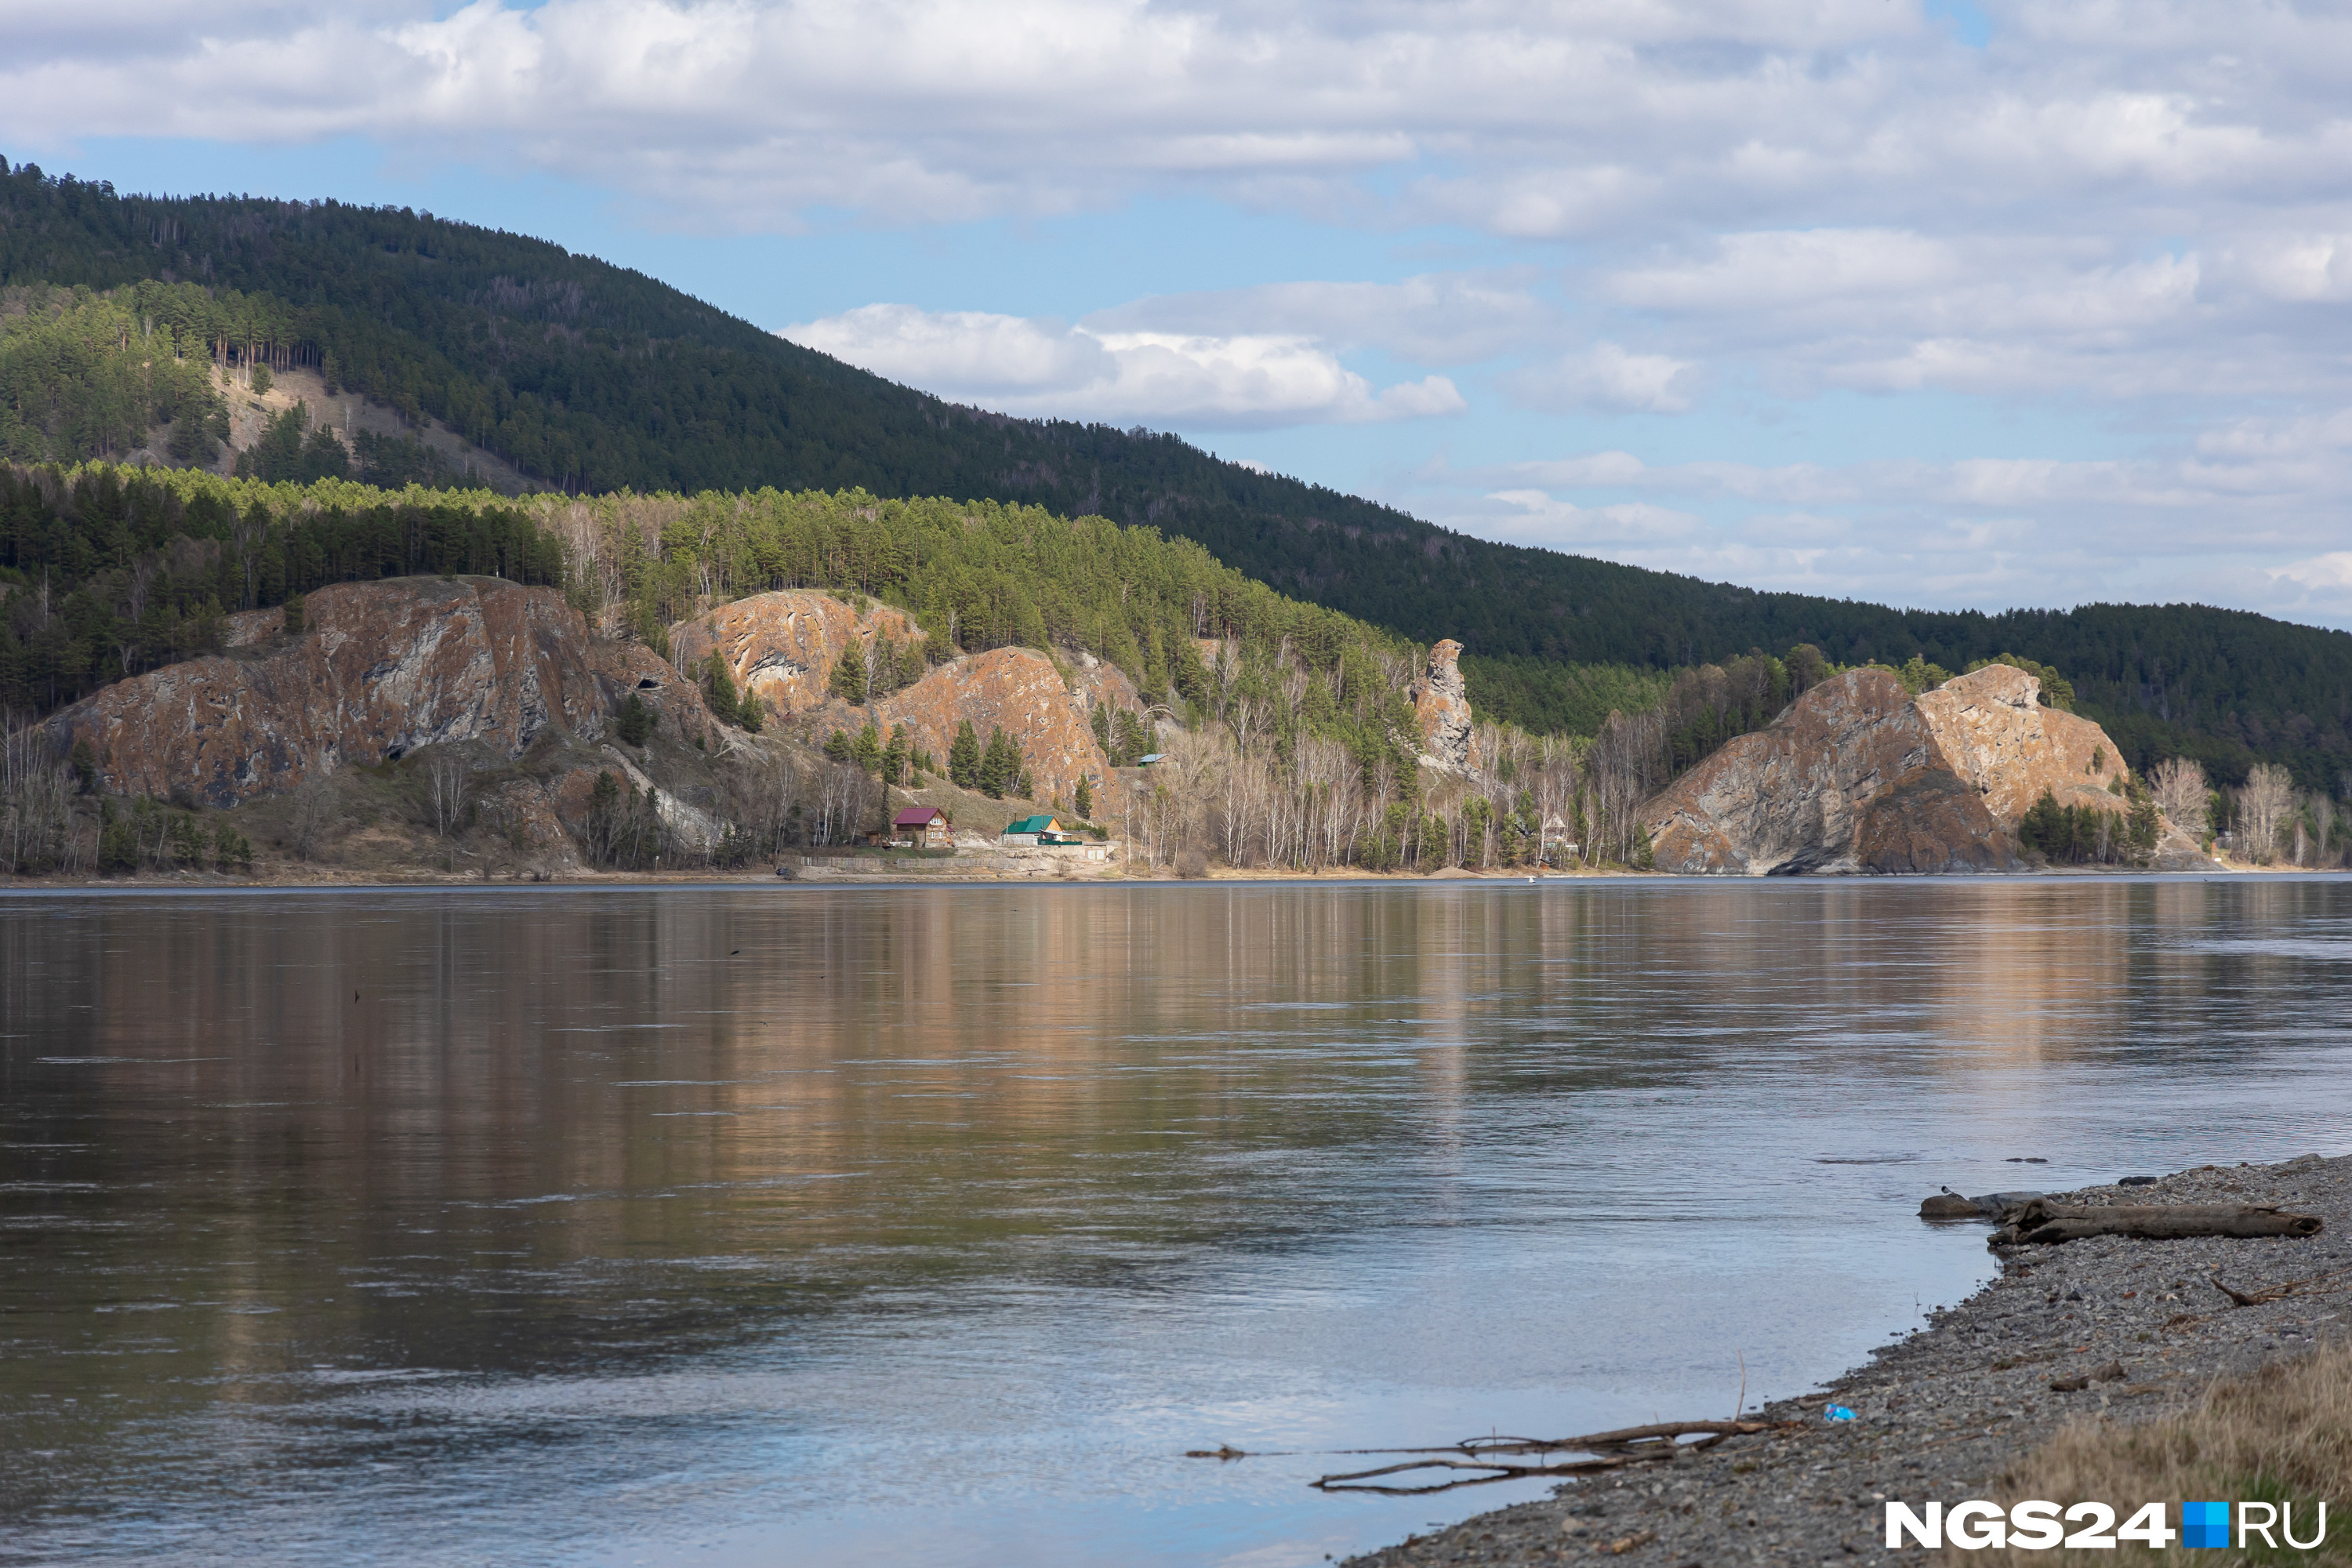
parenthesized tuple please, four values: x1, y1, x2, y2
(1411, 638, 1481, 771)
(1643, 663, 2134, 874)
(819, 648, 1129, 818)
(48, 577, 710, 808)
(670, 592, 923, 720)
(673, 590, 1136, 818)
(1913, 662, 2130, 820)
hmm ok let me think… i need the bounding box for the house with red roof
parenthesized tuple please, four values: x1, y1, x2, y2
(893, 806, 953, 848)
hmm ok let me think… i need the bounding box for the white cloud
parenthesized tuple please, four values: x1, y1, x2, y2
(2270, 552, 2352, 592)
(780, 303, 1464, 427)
(1083, 273, 1551, 367)
(1398, 401, 2352, 623)
(7, 0, 2352, 241)
(1503, 343, 1699, 413)
(1474, 489, 1705, 548)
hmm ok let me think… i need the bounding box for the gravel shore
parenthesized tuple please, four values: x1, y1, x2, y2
(1340, 1152, 2352, 1567)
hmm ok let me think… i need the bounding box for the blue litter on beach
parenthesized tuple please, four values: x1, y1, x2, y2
(1824, 1405, 1856, 1421)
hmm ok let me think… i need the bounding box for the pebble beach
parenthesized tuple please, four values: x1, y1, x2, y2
(1341, 1152, 2352, 1566)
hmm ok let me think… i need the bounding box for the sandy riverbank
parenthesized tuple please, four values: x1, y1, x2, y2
(1341, 1153, 2352, 1566)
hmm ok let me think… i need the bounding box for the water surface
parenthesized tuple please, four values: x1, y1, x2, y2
(4, 877, 2350, 1566)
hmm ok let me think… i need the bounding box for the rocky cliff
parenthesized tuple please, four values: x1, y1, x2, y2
(1644, 664, 2139, 875)
(670, 592, 924, 718)
(1411, 639, 1480, 771)
(866, 648, 1128, 817)
(1912, 662, 2129, 819)
(672, 590, 1130, 817)
(51, 578, 708, 808)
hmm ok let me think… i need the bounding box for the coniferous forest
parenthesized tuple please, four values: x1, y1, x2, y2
(2, 155, 2349, 790)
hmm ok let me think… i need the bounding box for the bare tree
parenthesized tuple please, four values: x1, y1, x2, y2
(2, 719, 82, 874)
(289, 774, 336, 861)
(426, 750, 474, 837)
(808, 760, 880, 847)
(2237, 763, 2295, 864)
(2150, 756, 2209, 839)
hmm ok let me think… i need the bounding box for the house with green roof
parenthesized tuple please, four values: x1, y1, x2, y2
(1001, 814, 1086, 847)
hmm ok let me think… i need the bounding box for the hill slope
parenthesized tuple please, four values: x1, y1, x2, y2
(3, 155, 2347, 788)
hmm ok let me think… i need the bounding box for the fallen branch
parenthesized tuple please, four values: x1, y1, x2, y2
(2209, 1266, 2352, 1308)
(1991, 1201, 2322, 1247)
(1312, 1420, 1773, 1496)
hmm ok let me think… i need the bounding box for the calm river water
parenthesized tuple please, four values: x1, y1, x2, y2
(4, 877, 2350, 1566)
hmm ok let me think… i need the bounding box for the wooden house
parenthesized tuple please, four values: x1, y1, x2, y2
(894, 806, 953, 848)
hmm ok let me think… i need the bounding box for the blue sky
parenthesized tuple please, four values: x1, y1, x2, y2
(10, 1, 2352, 626)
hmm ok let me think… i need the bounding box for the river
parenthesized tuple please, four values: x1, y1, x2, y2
(4, 877, 2350, 1566)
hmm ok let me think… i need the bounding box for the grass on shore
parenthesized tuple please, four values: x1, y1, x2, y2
(1969, 1343, 2350, 1564)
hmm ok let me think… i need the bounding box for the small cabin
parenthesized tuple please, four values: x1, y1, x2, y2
(1002, 813, 1063, 847)
(894, 806, 953, 848)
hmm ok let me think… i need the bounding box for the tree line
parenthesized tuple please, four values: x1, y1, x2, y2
(0, 463, 562, 715)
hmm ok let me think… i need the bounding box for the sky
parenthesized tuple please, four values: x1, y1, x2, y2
(7, 0, 2352, 627)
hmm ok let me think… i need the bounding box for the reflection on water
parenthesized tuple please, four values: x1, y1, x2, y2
(4, 877, 2350, 1566)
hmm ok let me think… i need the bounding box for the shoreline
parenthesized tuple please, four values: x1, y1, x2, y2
(1341, 1152, 2352, 1566)
(0, 861, 2328, 894)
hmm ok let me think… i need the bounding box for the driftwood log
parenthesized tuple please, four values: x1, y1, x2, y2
(1311, 1420, 1773, 1496)
(1990, 1200, 2323, 1247)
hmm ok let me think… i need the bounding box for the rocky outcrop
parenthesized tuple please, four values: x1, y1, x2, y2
(1913, 662, 2129, 819)
(673, 589, 1132, 818)
(1645, 664, 2137, 875)
(49, 577, 710, 808)
(847, 648, 1128, 818)
(670, 592, 923, 720)
(1410, 639, 1481, 771)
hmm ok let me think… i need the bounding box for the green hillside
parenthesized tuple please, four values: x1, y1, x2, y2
(0, 463, 1406, 746)
(3, 155, 2347, 789)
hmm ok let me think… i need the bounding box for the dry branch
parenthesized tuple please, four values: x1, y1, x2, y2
(1312, 1420, 1772, 1496)
(1991, 1201, 2322, 1247)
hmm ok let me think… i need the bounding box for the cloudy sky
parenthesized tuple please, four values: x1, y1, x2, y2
(9, 0, 2352, 626)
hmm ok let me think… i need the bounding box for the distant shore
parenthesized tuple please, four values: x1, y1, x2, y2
(1341, 1152, 2352, 1565)
(1, 856, 2332, 892)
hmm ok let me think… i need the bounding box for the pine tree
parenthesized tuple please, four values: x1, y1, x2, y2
(705, 654, 742, 727)
(2020, 788, 2063, 856)
(1091, 705, 1111, 753)
(1073, 774, 1093, 819)
(831, 639, 868, 705)
(824, 730, 854, 762)
(852, 720, 884, 774)
(979, 728, 1018, 798)
(949, 720, 981, 788)
(1113, 710, 1148, 766)
(616, 693, 653, 747)
(883, 724, 910, 786)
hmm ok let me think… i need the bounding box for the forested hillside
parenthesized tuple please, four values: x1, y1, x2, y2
(3, 155, 2347, 790)
(0, 463, 1399, 730)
